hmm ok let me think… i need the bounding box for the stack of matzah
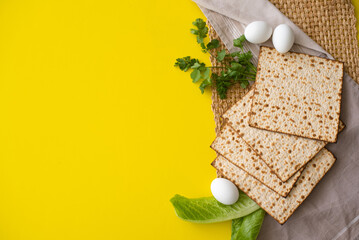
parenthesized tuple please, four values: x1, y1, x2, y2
(211, 46, 344, 224)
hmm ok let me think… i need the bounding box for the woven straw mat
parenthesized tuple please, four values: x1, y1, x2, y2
(209, 0, 359, 136)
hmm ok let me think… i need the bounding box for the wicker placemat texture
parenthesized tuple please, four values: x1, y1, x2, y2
(209, 0, 359, 136)
(270, 0, 359, 85)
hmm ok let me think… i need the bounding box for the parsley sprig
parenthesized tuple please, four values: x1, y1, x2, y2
(174, 18, 256, 99)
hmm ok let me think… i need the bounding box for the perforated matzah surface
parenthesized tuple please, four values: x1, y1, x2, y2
(212, 148, 336, 224)
(249, 47, 343, 143)
(211, 124, 301, 197)
(224, 88, 345, 181)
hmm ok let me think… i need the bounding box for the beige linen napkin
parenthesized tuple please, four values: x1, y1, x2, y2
(193, 0, 359, 239)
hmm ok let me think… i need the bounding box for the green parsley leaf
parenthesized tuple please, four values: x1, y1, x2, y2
(217, 49, 226, 62)
(240, 80, 249, 89)
(192, 18, 206, 29)
(232, 51, 253, 63)
(230, 62, 242, 70)
(233, 35, 246, 48)
(175, 19, 256, 98)
(174, 56, 197, 72)
(199, 78, 212, 94)
(198, 63, 207, 72)
(190, 69, 201, 83)
(200, 43, 206, 51)
(206, 39, 220, 50)
(228, 70, 238, 77)
(191, 62, 201, 69)
(191, 18, 208, 44)
(190, 29, 198, 35)
(216, 79, 232, 99)
(197, 36, 203, 44)
(202, 68, 210, 79)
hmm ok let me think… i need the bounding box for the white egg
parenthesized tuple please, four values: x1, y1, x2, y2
(244, 21, 272, 44)
(272, 24, 295, 53)
(211, 178, 239, 205)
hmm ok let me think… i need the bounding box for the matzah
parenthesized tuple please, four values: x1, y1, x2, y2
(249, 46, 343, 143)
(211, 124, 301, 197)
(212, 148, 336, 224)
(224, 88, 344, 181)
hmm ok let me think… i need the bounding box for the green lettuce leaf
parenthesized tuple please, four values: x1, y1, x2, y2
(170, 192, 260, 224)
(231, 209, 265, 240)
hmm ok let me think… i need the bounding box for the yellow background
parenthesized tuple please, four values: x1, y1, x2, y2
(0, 0, 358, 239)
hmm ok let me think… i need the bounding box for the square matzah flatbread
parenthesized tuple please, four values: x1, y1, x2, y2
(211, 124, 301, 197)
(249, 46, 343, 143)
(224, 88, 344, 182)
(212, 148, 336, 224)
